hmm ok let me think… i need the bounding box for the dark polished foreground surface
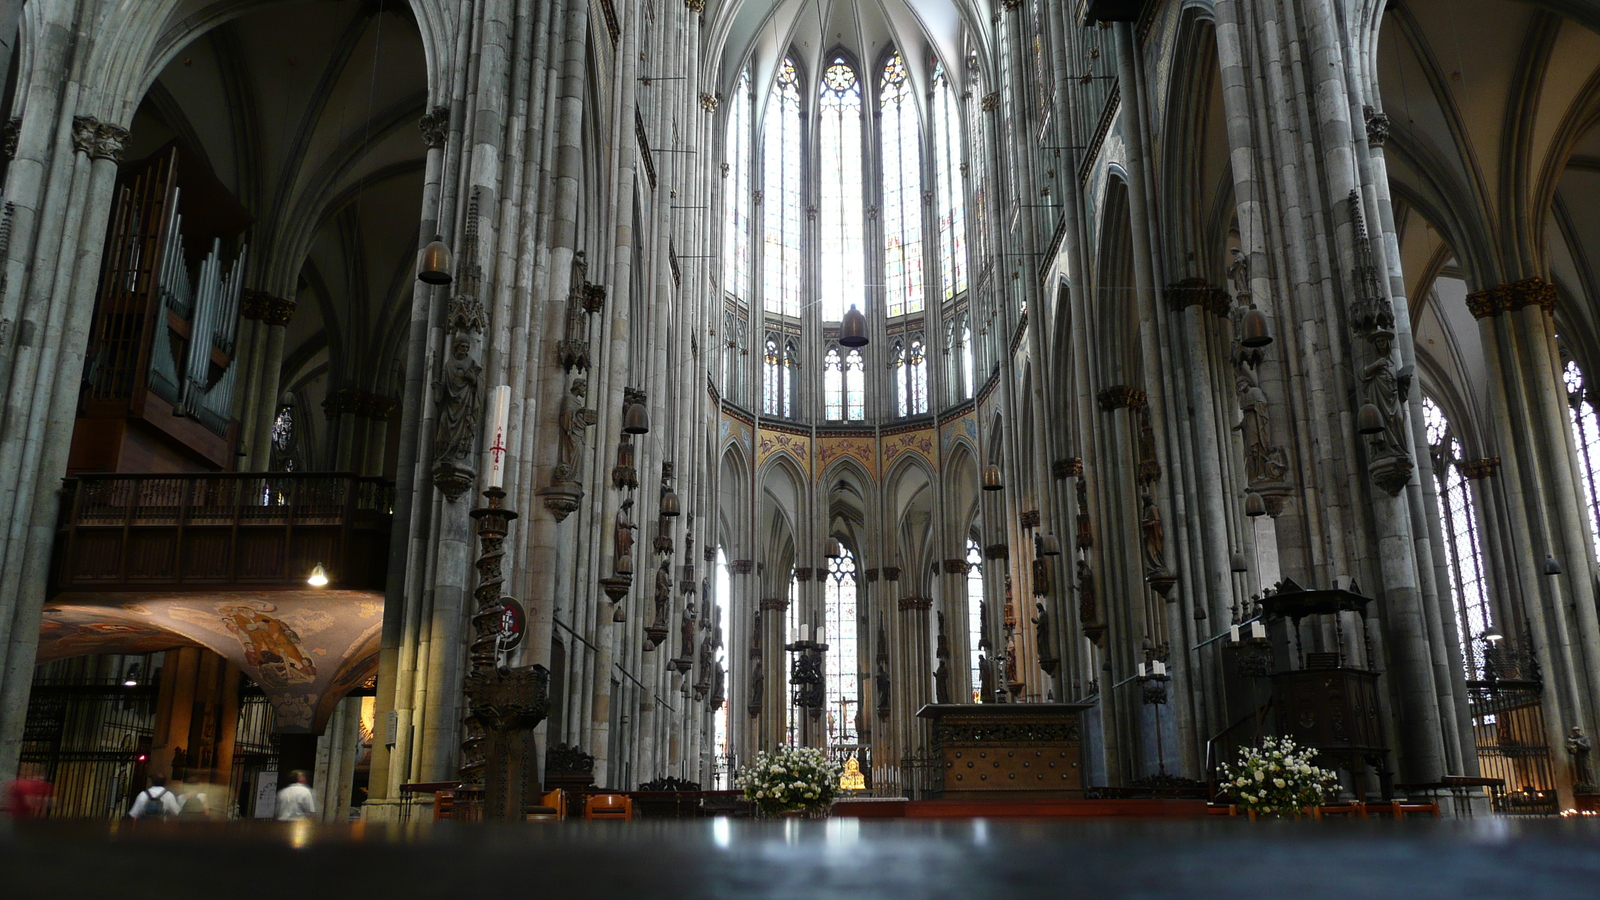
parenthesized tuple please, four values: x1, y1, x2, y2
(3, 817, 1599, 899)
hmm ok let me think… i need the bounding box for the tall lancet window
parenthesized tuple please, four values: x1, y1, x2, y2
(961, 320, 974, 400)
(723, 69, 752, 301)
(893, 337, 927, 417)
(1424, 397, 1490, 678)
(880, 51, 924, 318)
(764, 337, 793, 418)
(966, 539, 984, 702)
(819, 58, 864, 322)
(763, 58, 803, 317)
(1564, 359, 1600, 554)
(932, 60, 968, 300)
(825, 346, 865, 422)
(824, 547, 859, 747)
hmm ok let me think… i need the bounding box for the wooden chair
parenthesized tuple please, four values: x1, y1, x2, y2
(584, 793, 634, 821)
(526, 789, 567, 822)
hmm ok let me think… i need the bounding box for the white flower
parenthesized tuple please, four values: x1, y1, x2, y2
(1273, 778, 1286, 789)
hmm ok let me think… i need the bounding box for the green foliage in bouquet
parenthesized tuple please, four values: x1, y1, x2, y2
(735, 746, 842, 817)
(1221, 736, 1341, 816)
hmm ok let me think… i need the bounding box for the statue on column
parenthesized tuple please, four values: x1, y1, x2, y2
(1033, 602, 1051, 652)
(1570, 727, 1594, 787)
(654, 560, 672, 625)
(1139, 488, 1166, 576)
(681, 598, 698, 661)
(613, 499, 637, 576)
(1234, 367, 1288, 485)
(554, 376, 598, 485)
(978, 653, 993, 703)
(1359, 330, 1410, 458)
(748, 657, 764, 718)
(934, 655, 951, 704)
(433, 336, 483, 464)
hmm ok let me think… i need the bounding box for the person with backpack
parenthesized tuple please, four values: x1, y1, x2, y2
(128, 775, 182, 820)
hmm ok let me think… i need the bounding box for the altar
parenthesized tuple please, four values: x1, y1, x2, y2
(917, 703, 1094, 799)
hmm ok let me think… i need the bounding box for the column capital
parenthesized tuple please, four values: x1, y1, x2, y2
(898, 597, 933, 612)
(419, 106, 449, 149)
(1163, 278, 1231, 315)
(882, 566, 901, 582)
(72, 116, 131, 162)
(1467, 278, 1556, 319)
(1053, 457, 1083, 479)
(730, 559, 754, 574)
(984, 543, 1009, 560)
(758, 597, 789, 611)
(1096, 385, 1146, 411)
(1363, 105, 1390, 147)
(942, 559, 969, 575)
(1458, 457, 1502, 480)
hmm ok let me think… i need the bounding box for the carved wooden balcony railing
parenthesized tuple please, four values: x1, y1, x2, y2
(52, 473, 394, 594)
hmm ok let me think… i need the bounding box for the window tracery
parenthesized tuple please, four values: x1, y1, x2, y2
(724, 69, 752, 302)
(1425, 397, 1490, 678)
(880, 51, 924, 318)
(933, 60, 968, 302)
(1564, 359, 1600, 553)
(967, 538, 984, 702)
(824, 548, 859, 747)
(819, 58, 864, 322)
(763, 59, 802, 318)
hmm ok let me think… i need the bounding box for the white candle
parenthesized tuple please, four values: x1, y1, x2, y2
(485, 385, 511, 489)
(1153, 660, 1166, 677)
(1250, 620, 1266, 640)
(800, 624, 810, 642)
(815, 626, 824, 642)
(1137, 662, 1146, 677)
(1229, 624, 1241, 643)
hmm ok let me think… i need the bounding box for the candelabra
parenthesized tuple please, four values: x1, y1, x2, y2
(1229, 619, 1273, 678)
(786, 627, 828, 715)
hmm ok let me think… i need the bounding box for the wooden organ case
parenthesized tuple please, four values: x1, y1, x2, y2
(71, 144, 252, 473)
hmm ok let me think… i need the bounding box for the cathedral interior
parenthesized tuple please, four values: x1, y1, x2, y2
(4, 0, 1600, 890)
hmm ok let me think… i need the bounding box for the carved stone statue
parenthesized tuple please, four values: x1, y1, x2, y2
(875, 658, 891, 714)
(978, 653, 993, 703)
(935, 611, 951, 662)
(433, 337, 483, 462)
(1359, 330, 1409, 459)
(1033, 602, 1051, 654)
(613, 499, 637, 575)
(554, 376, 598, 484)
(1227, 246, 1250, 301)
(681, 598, 698, 659)
(749, 657, 764, 716)
(1570, 726, 1594, 787)
(750, 610, 762, 654)
(1234, 367, 1287, 484)
(1077, 558, 1097, 626)
(653, 560, 672, 625)
(1032, 557, 1051, 597)
(1004, 634, 1019, 686)
(934, 655, 951, 704)
(1139, 488, 1166, 575)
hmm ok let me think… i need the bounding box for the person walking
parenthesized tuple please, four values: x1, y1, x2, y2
(128, 775, 181, 820)
(275, 770, 317, 821)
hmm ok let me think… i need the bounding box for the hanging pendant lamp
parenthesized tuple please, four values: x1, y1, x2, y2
(840, 304, 869, 348)
(418, 235, 453, 285)
(1356, 403, 1384, 435)
(982, 464, 1004, 491)
(623, 400, 651, 435)
(1239, 307, 1273, 348)
(1244, 491, 1267, 518)
(1037, 533, 1062, 557)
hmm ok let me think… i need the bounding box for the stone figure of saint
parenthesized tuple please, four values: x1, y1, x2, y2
(1033, 602, 1051, 655)
(711, 662, 726, 708)
(1233, 367, 1286, 484)
(433, 337, 482, 462)
(876, 659, 891, 713)
(1077, 559, 1097, 623)
(555, 377, 598, 484)
(1570, 726, 1594, 787)
(1004, 634, 1019, 686)
(681, 599, 698, 659)
(934, 655, 952, 704)
(979, 653, 993, 703)
(1359, 330, 1408, 458)
(654, 560, 672, 626)
(935, 611, 951, 661)
(750, 611, 762, 654)
(613, 499, 637, 575)
(749, 658, 764, 714)
(1032, 557, 1051, 597)
(1140, 488, 1166, 575)
(1227, 247, 1250, 301)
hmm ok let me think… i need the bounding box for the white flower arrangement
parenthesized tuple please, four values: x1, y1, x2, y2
(734, 746, 842, 817)
(1220, 736, 1340, 817)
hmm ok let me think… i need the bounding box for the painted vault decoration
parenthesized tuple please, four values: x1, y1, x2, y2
(39, 589, 383, 734)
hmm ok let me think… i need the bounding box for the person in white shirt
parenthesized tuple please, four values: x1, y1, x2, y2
(128, 775, 182, 819)
(275, 770, 317, 821)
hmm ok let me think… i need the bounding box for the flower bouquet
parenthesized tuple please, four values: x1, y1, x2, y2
(735, 746, 841, 818)
(1221, 736, 1340, 817)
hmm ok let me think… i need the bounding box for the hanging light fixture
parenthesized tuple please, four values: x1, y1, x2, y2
(307, 563, 330, 587)
(1239, 307, 1273, 348)
(418, 235, 453, 285)
(1244, 492, 1266, 518)
(826, 538, 843, 561)
(660, 487, 681, 517)
(1356, 403, 1384, 435)
(623, 400, 651, 435)
(1544, 555, 1562, 576)
(1482, 629, 1503, 643)
(840, 304, 869, 348)
(1230, 552, 1248, 573)
(982, 464, 1004, 491)
(1037, 533, 1062, 557)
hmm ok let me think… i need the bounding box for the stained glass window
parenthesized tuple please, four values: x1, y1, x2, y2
(764, 59, 802, 317)
(820, 59, 864, 322)
(714, 547, 732, 787)
(880, 52, 924, 318)
(845, 349, 865, 421)
(961, 320, 974, 400)
(891, 342, 908, 417)
(1425, 397, 1490, 679)
(764, 337, 784, 416)
(908, 337, 928, 415)
(723, 311, 740, 401)
(933, 61, 968, 300)
(1565, 359, 1600, 554)
(967, 539, 984, 702)
(271, 405, 294, 452)
(724, 70, 752, 301)
(824, 547, 859, 747)
(825, 348, 845, 421)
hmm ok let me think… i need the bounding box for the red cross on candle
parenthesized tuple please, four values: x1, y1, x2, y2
(490, 428, 507, 468)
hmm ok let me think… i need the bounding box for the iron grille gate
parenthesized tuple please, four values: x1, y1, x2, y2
(19, 684, 156, 818)
(1469, 684, 1558, 814)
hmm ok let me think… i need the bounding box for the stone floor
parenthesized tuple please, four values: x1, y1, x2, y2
(3, 817, 1599, 898)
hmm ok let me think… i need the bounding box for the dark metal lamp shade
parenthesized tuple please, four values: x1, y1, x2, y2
(418, 236, 453, 285)
(982, 464, 1004, 491)
(840, 305, 869, 348)
(623, 400, 651, 435)
(1244, 491, 1267, 518)
(1356, 403, 1384, 435)
(1239, 307, 1273, 348)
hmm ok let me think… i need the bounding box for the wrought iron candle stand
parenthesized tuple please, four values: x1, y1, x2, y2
(459, 486, 550, 820)
(786, 635, 828, 721)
